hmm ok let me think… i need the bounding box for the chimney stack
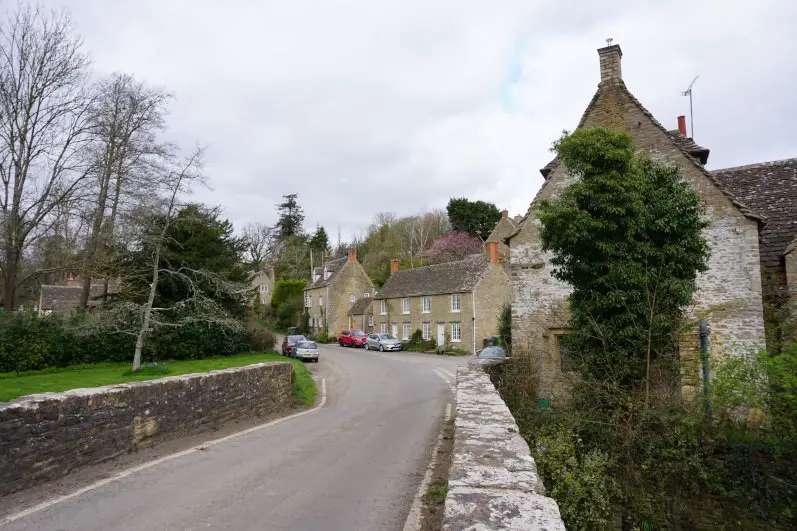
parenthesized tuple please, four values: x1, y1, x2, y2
(347, 248, 357, 263)
(66, 271, 80, 288)
(323, 250, 329, 262)
(390, 259, 400, 275)
(485, 242, 499, 266)
(598, 43, 622, 84)
(677, 115, 687, 137)
(501, 209, 508, 219)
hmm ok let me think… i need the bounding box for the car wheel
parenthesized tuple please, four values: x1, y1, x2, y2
(379, 344, 384, 352)
(364, 343, 369, 351)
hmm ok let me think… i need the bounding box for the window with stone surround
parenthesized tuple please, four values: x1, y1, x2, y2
(368, 315, 374, 327)
(402, 297, 410, 314)
(422, 322, 431, 340)
(451, 293, 461, 312)
(402, 322, 411, 340)
(451, 322, 461, 342)
(380, 300, 387, 315)
(422, 296, 431, 313)
(380, 323, 387, 334)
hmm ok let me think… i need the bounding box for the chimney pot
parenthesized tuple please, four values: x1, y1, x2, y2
(598, 44, 623, 84)
(390, 259, 400, 275)
(677, 115, 687, 137)
(485, 242, 499, 266)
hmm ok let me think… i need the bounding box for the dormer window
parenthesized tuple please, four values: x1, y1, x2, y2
(349, 294, 356, 304)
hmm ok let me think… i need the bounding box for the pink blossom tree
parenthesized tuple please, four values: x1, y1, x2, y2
(424, 231, 483, 264)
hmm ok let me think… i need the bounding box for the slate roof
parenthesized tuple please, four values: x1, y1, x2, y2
(40, 285, 107, 313)
(305, 256, 347, 290)
(486, 216, 517, 244)
(375, 254, 490, 298)
(712, 158, 797, 274)
(348, 297, 373, 316)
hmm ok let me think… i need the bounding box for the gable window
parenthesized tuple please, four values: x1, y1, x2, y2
(380, 323, 388, 334)
(350, 294, 356, 304)
(402, 322, 411, 340)
(402, 297, 410, 314)
(422, 296, 431, 313)
(319, 296, 323, 306)
(451, 293, 461, 312)
(259, 285, 268, 293)
(364, 292, 370, 298)
(451, 322, 461, 342)
(380, 300, 387, 315)
(368, 315, 374, 327)
(304, 296, 311, 308)
(422, 322, 431, 340)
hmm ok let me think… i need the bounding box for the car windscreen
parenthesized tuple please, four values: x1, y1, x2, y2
(352, 331, 366, 336)
(380, 334, 396, 340)
(297, 341, 317, 349)
(288, 335, 305, 342)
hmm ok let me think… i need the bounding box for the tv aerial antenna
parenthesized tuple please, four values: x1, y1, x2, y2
(682, 75, 699, 138)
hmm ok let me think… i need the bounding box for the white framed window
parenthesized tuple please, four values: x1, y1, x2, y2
(304, 296, 311, 308)
(259, 285, 268, 293)
(380, 323, 387, 334)
(260, 296, 267, 304)
(319, 296, 323, 306)
(402, 322, 411, 340)
(451, 322, 461, 342)
(380, 300, 387, 315)
(364, 292, 370, 298)
(402, 297, 410, 314)
(310, 317, 315, 327)
(422, 322, 431, 340)
(451, 293, 461, 312)
(368, 315, 374, 327)
(422, 296, 431, 313)
(349, 294, 356, 303)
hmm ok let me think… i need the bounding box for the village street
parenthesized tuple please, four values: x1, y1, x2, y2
(0, 346, 464, 531)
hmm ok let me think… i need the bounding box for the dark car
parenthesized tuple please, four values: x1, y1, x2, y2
(281, 334, 307, 357)
(338, 329, 368, 348)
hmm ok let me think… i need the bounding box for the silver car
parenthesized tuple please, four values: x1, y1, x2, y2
(365, 333, 402, 352)
(294, 341, 319, 362)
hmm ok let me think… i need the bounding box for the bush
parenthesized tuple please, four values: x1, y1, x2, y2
(404, 329, 436, 352)
(247, 325, 276, 352)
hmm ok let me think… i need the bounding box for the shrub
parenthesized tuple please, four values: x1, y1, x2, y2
(404, 329, 436, 352)
(247, 325, 276, 352)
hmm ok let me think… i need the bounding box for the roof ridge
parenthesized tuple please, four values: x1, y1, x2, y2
(711, 158, 797, 174)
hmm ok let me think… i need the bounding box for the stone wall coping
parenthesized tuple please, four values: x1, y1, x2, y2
(0, 361, 291, 411)
(442, 358, 566, 530)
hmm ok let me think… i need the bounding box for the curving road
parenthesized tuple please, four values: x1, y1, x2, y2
(0, 344, 464, 531)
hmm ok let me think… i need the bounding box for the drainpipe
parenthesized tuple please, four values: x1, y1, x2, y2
(699, 319, 712, 421)
(471, 291, 477, 354)
(325, 285, 329, 336)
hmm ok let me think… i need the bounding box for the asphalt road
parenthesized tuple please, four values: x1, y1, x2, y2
(1, 344, 464, 531)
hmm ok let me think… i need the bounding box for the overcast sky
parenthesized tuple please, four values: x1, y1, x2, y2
(53, 0, 797, 242)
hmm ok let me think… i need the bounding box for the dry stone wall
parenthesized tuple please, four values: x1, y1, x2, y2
(443, 359, 565, 530)
(0, 362, 293, 496)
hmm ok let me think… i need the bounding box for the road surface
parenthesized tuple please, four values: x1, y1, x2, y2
(1, 344, 464, 531)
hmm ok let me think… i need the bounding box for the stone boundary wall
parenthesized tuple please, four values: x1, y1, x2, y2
(0, 362, 293, 496)
(443, 359, 566, 530)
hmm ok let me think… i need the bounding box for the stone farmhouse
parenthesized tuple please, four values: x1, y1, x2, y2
(304, 249, 374, 337)
(507, 43, 768, 399)
(373, 243, 511, 353)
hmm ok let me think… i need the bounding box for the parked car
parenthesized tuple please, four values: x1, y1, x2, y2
(281, 334, 307, 357)
(365, 333, 402, 352)
(338, 329, 368, 348)
(293, 340, 319, 362)
(475, 346, 506, 359)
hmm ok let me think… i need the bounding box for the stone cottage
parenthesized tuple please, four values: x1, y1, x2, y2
(373, 243, 511, 353)
(486, 209, 517, 269)
(712, 159, 797, 341)
(38, 272, 114, 316)
(250, 268, 275, 307)
(506, 43, 767, 399)
(304, 249, 374, 337)
(348, 297, 374, 333)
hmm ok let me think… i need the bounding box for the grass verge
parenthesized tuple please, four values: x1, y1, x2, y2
(0, 352, 316, 406)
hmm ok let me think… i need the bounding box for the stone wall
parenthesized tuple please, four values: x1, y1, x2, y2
(443, 359, 565, 530)
(0, 362, 293, 496)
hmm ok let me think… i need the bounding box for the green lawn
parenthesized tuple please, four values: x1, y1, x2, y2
(0, 352, 316, 406)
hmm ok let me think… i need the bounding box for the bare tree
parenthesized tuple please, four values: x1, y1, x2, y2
(241, 222, 276, 269)
(0, 4, 93, 310)
(78, 73, 171, 308)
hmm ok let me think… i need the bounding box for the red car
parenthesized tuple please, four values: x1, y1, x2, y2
(338, 329, 367, 348)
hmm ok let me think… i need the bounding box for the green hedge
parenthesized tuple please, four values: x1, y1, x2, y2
(0, 312, 256, 373)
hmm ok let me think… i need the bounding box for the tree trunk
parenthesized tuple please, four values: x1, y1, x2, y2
(133, 245, 161, 372)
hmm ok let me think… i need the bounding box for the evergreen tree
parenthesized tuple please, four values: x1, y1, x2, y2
(446, 197, 501, 241)
(275, 193, 304, 241)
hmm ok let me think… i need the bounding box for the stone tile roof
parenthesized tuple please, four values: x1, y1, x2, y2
(712, 158, 797, 273)
(666, 130, 710, 164)
(40, 285, 107, 312)
(305, 256, 347, 289)
(786, 234, 797, 256)
(511, 80, 763, 243)
(375, 254, 490, 298)
(486, 216, 517, 244)
(348, 297, 373, 316)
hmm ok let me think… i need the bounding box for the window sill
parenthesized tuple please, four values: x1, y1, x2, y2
(422, 310, 431, 314)
(402, 312, 410, 315)
(451, 339, 462, 343)
(451, 310, 461, 313)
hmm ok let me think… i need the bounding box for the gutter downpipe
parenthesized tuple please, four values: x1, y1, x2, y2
(699, 319, 712, 421)
(471, 291, 477, 355)
(325, 285, 329, 336)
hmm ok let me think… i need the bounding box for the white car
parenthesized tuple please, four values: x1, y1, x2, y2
(365, 333, 403, 352)
(294, 340, 319, 362)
